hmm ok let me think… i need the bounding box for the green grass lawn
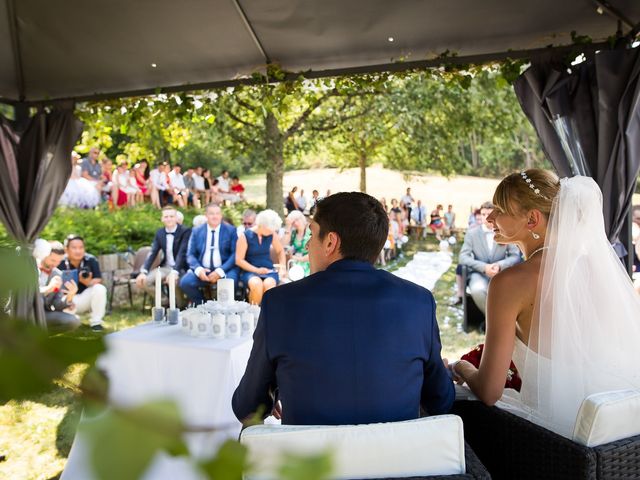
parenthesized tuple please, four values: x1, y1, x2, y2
(0, 239, 483, 480)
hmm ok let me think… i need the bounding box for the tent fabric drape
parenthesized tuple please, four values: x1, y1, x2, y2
(513, 47, 640, 252)
(0, 108, 83, 327)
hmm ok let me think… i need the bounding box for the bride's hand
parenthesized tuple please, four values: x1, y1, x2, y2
(443, 358, 464, 384)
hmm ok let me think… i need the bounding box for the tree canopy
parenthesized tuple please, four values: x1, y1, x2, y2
(75, 65, 548, 209)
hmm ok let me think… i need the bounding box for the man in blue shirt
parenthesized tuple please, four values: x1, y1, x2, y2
(233, 192, 454, 426)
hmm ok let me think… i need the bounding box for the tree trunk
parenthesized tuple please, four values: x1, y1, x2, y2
(265, 111, 285, 214)
(522, 131, 533, 169)
(359, 153, 367, 193)
(469, 130, 479, 170)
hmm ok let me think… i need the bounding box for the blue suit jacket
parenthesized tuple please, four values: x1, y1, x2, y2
(186, 222, 238, 275)
(232, 259, 454, 425)
(143, 224, 191, 273)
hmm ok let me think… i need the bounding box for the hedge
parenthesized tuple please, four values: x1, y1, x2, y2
(0, 202, 263, 255)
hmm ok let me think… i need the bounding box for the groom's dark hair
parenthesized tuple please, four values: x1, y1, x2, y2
(313, 192, 388, 264)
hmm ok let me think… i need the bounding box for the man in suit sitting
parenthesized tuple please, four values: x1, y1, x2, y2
(136, 206, 191, 308)
(233, 192, 454, 426)
(179, 202, 239, 305)
(458, 201, 521, 314)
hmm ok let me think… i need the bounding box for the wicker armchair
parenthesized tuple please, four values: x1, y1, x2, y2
(452, 400, 640, 480)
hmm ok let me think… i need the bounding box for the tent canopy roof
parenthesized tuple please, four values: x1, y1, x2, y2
(1, 0, 638, 103)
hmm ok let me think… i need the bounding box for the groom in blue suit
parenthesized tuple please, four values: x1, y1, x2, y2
(179, 203, 239, 304)
(233, 192, 454, 426)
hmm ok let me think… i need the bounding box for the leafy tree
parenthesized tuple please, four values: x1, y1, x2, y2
(208, 67, 389, 211)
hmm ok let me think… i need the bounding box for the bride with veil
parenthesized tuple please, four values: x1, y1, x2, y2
(449, 169, 640, 438)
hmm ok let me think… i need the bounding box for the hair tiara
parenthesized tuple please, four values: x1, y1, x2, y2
(520, 171, 550, 200)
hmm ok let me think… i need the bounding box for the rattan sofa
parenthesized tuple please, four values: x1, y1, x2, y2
(452, 400, 640, 480)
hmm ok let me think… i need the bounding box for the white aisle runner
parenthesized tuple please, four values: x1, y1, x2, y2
(392, 251, 452, 291)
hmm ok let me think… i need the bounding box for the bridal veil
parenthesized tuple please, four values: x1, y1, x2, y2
(520, 175, 640, 437)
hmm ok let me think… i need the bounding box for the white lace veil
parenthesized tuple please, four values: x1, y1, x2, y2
(520, 176, 640, 438)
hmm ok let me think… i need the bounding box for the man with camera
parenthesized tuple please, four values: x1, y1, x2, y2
(58, 235, 108, 331)
(37, 240, 81, 333)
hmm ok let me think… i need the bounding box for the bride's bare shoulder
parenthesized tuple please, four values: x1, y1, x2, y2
(490, 261, 537, 301)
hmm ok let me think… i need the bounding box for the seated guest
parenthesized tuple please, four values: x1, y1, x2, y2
(36, 240, 80, 333)
(236, 209, 286, 305)
(210, 178, 224, 204)
(411, 199, 428, 226)
(183, 167, 201, 208)
(232, 192, 454, 425)
(458, 201, 520, 314)
(192, 214, 207, 228)
(429, 204, 445, 241)
(296, 189, 307, 212)
(389, 210, 407, 249)
(230, 175, 246, 201)
(193, 167, 206, 203)
(136, 206, 191, 308)
(236, 209, 256, 236)
(201, 169, 214, 204)
(168, 164, 187, 207)
(179, 203, 239, 305)
(282, 210, 311, 277)
(309, 189, 321, 216)
(285, 186, 300, 213)
(443, 204, 456, 235)
(58, 235, 108, 331)
(389, 198, 403, 226)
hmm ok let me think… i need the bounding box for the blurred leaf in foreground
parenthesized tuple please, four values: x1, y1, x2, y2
(0, 317, 105, 402)
(199, 439, 249, 480)
(278, 450, 333, 480)
(80, 400, 189, 480)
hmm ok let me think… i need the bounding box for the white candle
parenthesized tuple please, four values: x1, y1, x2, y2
(226, 313, 241, 338)
(168, 271, 176, 310)
(155, 269, 162, 308)
(217, 278, 234, 304)
(212, 312, 225, 339)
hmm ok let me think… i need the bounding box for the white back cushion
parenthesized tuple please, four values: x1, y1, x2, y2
(240, 415, 465, 480)
(573, 390, 640, 447)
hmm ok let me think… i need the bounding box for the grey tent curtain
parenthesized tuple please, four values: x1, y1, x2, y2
(0, 107, 83, 327)
(513, 47, 640, 258)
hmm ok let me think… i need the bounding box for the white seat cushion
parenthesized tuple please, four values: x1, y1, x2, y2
(240, 415, 465, 480)
(573, 390, 640, 447)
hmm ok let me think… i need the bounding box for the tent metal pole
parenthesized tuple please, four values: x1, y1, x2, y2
(624, 205, 634, 276)
(592, 0, 635, 29)
(5, 41, 612, 106)
(5, 0, 25, 101)
(13, 102, 28, 131)
(231, 0, 271, 65)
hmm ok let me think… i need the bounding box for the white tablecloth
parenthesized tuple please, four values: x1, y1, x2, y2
(62, 322, 253, 479)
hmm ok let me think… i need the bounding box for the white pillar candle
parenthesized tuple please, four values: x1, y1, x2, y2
(212, 312, 225, 339)
(217, 278, 234, 304)
(168, 271, 176, 310)
(241, 312, 254, 336)
(155, 269, 162, 309)
(226, 313, 241, 338)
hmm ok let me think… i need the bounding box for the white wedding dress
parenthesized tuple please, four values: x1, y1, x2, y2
(59, 165, 101, 209)
(495, 176, 640, 438)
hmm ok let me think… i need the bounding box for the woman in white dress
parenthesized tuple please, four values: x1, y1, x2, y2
(59, 154, 101, 209)
(448, 169, 640, 438)
(112, 162, 140, 207)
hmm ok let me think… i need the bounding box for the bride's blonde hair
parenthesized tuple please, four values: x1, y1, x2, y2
(493, 169, 560, 217)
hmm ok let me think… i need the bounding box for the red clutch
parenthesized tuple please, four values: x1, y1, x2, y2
(460, 344, 522, 391)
